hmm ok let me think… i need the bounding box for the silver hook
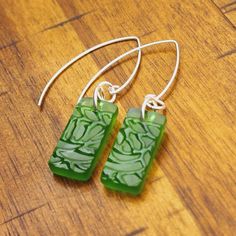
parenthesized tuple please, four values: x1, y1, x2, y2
(90, 39, 180, 118)
(38, 36, 142, 107)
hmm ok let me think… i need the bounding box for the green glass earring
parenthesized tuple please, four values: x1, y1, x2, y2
(48, 97, 118, 181)
(38, 37, 142, 181)
(101, 108, 166, 195)
(101, 40, 180, 195)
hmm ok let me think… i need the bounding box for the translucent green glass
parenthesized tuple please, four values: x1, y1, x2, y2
(101, 108, 166, 195)
(48, 97, 118, 181)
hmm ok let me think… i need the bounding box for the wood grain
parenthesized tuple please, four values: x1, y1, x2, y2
(213, 0, 236, 27)
(0, 0, 235, 235)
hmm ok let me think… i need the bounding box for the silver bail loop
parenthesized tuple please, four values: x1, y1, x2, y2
(93, 81, 117, 108)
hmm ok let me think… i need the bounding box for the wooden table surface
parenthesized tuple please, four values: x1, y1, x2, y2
(0, 0, 236, 235)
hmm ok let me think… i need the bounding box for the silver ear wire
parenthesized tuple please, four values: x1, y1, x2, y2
(140, 40, 179, 119)
(88, 39, 180, 118)
(38, 36, 142, 107)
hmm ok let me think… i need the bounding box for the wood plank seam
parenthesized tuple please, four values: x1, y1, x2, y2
(0, 203, 49, 226)
(218, 48, 236, 58)
(42, 10, 95, 32)
(125, 227, 147, 236)
(211, 0, 236, 28)
(0, 11, 95, 52)
(221, 0, 236, 13)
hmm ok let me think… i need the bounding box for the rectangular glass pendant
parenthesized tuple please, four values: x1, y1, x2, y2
(48, 97, 118, 181)
(101, 108, 166, 195)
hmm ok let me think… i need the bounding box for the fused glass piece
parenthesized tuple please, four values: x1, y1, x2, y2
(48, 97, 118, 181)
(101, 108, 166, 195)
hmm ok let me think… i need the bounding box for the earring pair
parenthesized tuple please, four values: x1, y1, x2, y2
(38, 36, 180, 195)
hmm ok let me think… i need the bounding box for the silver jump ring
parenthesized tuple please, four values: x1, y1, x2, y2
(93, 81, 117, 108)
(108, 84, 120, 94)
(146, 95, 166, 110)
(141, 94, 166, 119)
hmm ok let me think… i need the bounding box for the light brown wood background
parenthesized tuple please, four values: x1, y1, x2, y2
(0, 0, 235, 235)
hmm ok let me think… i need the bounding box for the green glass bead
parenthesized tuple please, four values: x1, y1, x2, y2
(48, 97, 118, 181)
(101, 108, 166, 195)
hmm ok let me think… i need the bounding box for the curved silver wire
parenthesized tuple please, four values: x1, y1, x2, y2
(38, 36, 142, 107)
(89, 40, 180, 118)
